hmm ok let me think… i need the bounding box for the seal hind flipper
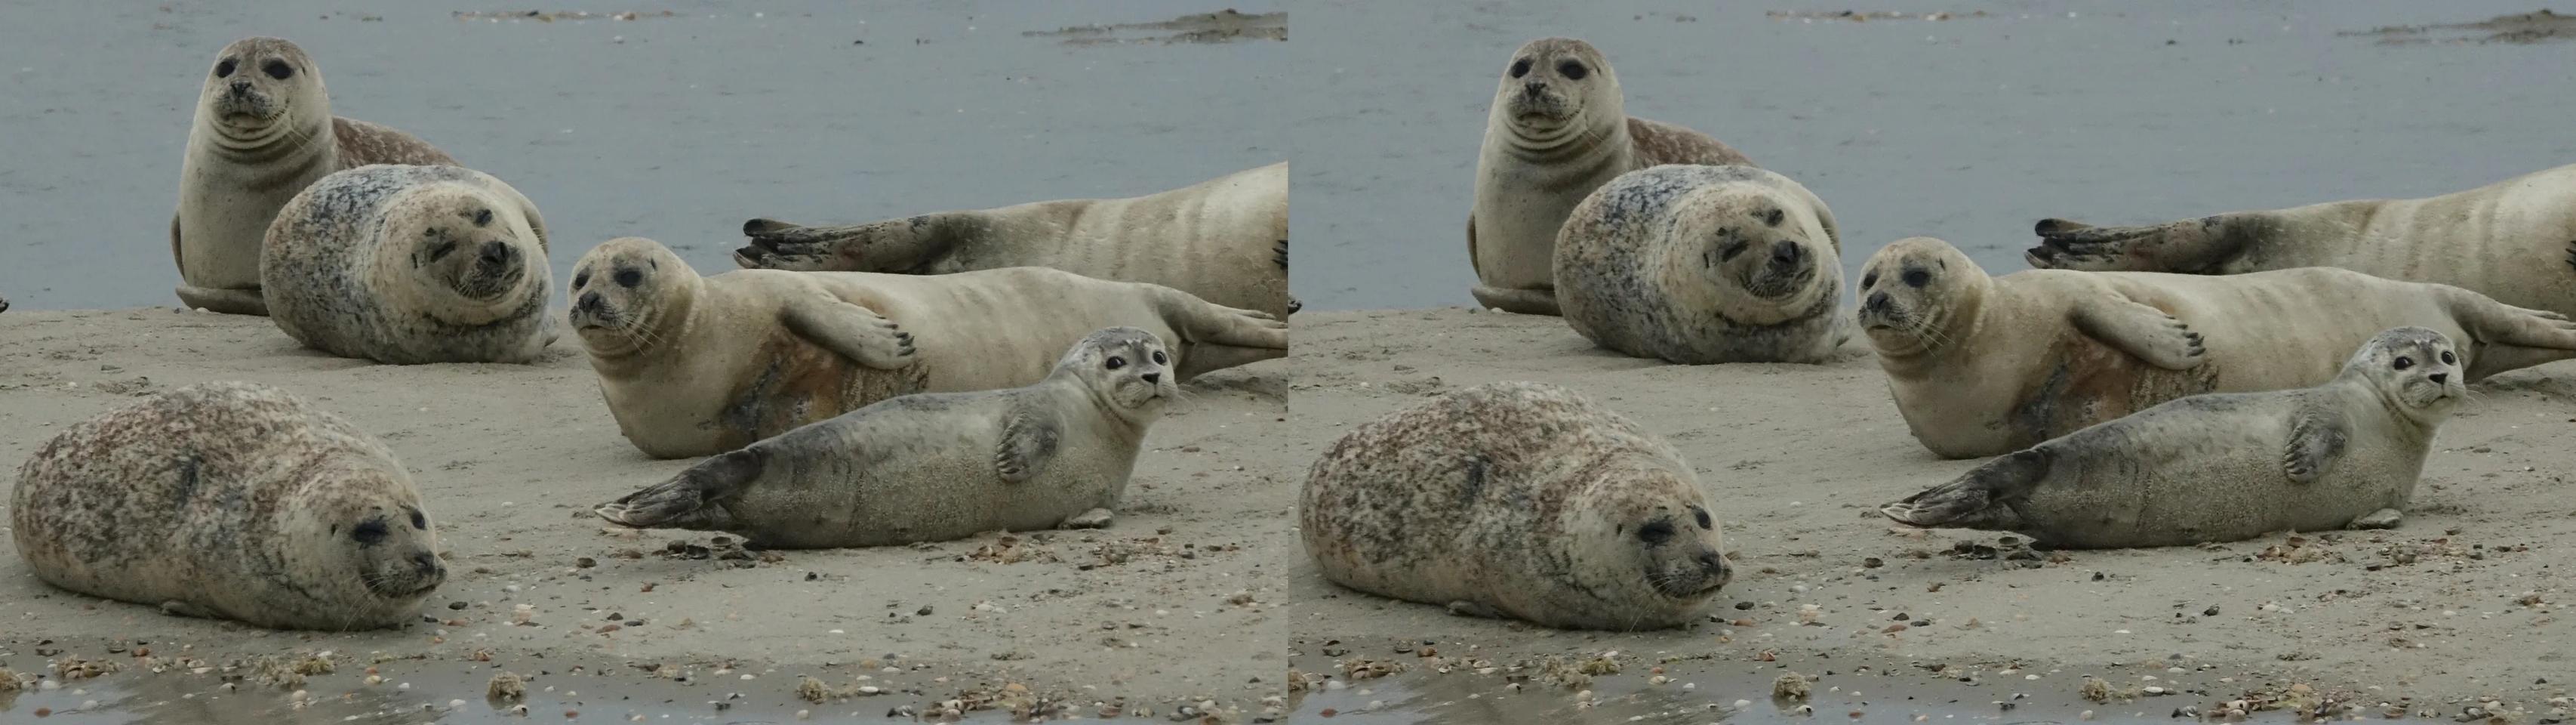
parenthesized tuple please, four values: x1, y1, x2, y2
(735, 218, 838, 270)
(2068, 295, 2206, 371)
(174, 285, 269, 316)
(1468, 285, 1561, 316)
(2028, 214, 2250, 273)
(1882, 448, 2055, 528)
(2434, 288, 2576, 380)
(994, 396, 1062, 484)
(596, 449, 766, 529)
(2281, 403, 2350, 484)
(780, 295, 916, 369)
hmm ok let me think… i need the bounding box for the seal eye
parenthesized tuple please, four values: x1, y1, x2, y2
(352, 520, 388, 545)
(2439, 350, 2456, 366)
(473, 208, 494, 227)
(214, 59, 237, 78)
(426, 241, 458, 263)
(408, 510, 427, 529)
(2393, 356, 2414, 370)
(262, 60, 293, 80)
(572, 272, 591, 288)
(1105, 356, 1126, 370)
(614, 269, 643, 288)
(1762, 208, 1784, 227)
(1860, 272, 1879, 289)
(1902, 270, 1931, 288)
(1719, 239, 1750, 262)
(1150, 350, 1168, 366)
(1691, 507, 1713, 529)
(1508, 59, 1531, 79)
(1636, 520, 1674, 545)
(1557, 60, 1589, 80)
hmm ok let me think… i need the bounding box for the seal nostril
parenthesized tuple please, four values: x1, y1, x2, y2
(578, 292, 601, 311)
(1141, 372, 1161, 384)
(478, 240, 509, 266)
(1697, 552, 1726, 575)
(1866, 292, 1889, 311)
(1771, 240, 1801, 264)
(411, 551, 439, 573)
(1524, 82, 1544, 96)
(2429, 372, 2448, 384)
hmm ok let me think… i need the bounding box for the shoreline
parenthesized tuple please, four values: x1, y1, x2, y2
(1282, 307, 2574, 720)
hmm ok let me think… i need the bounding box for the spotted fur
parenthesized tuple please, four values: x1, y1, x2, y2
(261, 164, 556, 364)
(1555, 165, 1846, 363)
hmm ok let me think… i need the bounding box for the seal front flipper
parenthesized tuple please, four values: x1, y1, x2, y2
(159, 600, 214, 619)
(2069, 295, 2206, 370)
(780, 295, 916, 369)
(1882, 448, 2054, 527)
(596, 448, 766, 529)
(2281, 403, 2349, 484)
(1469, 285, 1561, 316)
(1445, 600, 1504, 619)
(1060, 508, 1113, 529)
(174, 285, 269, 316)
(993, 396, 1062, 484)
(2348, 508, 2403, 530)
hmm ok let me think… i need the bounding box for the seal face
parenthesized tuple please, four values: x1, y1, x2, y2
(734, 162, 1294, 318)
(1883, 328, 2465, 548)
(10, 381, 446, 630)
(1856, 236, 2576, 458)
(174, 36, 457, 316)
(1556, 165, 1847, 363)
(2027, 163, 2576, 318)
(569, 237, 1285, 458)
(1299, 381, 1730, 631)
(261, 164, 556, 364)
(1467, 37, 1756, 316)
(593, 328, 1178, 548)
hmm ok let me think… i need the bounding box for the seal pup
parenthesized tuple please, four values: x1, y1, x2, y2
(174, 36, 458, 316)
(263, 164, 556, 365)
(737, 162, 1295, 318)
(1300, 381, 1731, 631)
(1469, 37, 1756, 316)
(1860, 236, 2576, 458)
(593, 328, 1177, 546)
(1556, 165, 1846, 363)
(571, 236, 1286, 458)
(1882, 327, 2464, 548)
(2028, 163, 2576, 318)
(11, 381, 446, 630)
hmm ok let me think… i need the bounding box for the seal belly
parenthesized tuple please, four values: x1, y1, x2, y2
(716, 332, 928, 447)
(2011, 331, 2217, 449)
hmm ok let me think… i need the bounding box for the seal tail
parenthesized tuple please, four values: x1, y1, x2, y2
(1881, 448, 2052, 528)
(594, 448, 766, 529)
(736, 218, 851, 270)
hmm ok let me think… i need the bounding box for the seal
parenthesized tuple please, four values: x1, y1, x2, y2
(592, 327, 1176, 546)
(2027, 164, 2576, 318)
(174, 36, 458, 316)
(262, 164, 556, 365)
(569, 236, 1287, 458)
(10, 381, 447, 630)
(736, 162, 1295, 318)
(1882, 327, 2464, 548)
(1299, 381, 1731, 631)
(1469, 37, 1756, 316)
(1858, 236, 2576, 458)
(1556, 164, 1846, 363)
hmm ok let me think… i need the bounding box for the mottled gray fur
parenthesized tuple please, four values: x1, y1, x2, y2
(262, 164, 555, 364)
(1555, 165, 1847, 363)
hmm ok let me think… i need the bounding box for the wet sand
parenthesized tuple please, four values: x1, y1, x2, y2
(0, 309, 1291, 720)
(1282, 308, 2576, 723)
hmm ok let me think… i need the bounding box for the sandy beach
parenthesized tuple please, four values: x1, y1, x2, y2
(0, 308, 1292, 720)
(1282, 307, 2573, 721)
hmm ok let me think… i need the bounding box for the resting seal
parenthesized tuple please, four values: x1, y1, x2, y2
(1469, 37, 1756, 316)
(737, 162, 1295, 317)
(593, 327, 1175, 546)
(1556, 164, 1845, 363)
(1883, 327, 2464, 548)
(174, 36, 458, 316)
(569, 236, 1286, 458)
(10, 381, 446, 629)
(262, 164, 556, 364)
(1299, 381, 1731, 631)
(2027, 163, 2576, 318)
(1859, 236, 2576, 458)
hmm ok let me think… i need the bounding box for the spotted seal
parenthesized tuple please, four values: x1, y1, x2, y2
(262, 164, 556, 364)
(1556, 164, 1845, 363)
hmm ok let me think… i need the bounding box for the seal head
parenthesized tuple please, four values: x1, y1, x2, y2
(1494, 38, 1618, 146)
(198, 37, 324, 153)
(1052, 326, 1180, 425)
(2347, 326, 2467, 423)
(568, 236, 697, 359)
(1855, 236, 1990, 358)
(380, 187, 539, 320)
(1565, 459, 1731, 606)
(292, 465, 448, 604)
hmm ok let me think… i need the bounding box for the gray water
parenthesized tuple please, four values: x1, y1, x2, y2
(0, 0, 1283, 310)
(1285, 0, 2576, 311)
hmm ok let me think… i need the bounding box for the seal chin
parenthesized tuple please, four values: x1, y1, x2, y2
(361, 569, 444, 600)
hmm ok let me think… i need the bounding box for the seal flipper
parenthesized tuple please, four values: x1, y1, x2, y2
(596, 448, 767, 529)
(1882, 448, 2055, 527)
(2027, 214, 2251, 273)
(1469, 285, 1562, 316)
(2434, 287, 2576, 381)
(2068, 295, 2206, 371)
(160, 600, 214, 619)
(1060, 508, 1114, 529)
(2281, 403, 2349, 484)
(993, 396, 1062, 484)
(175, 285, 269, 316)
(780, 296, 916, 369)
(2348, 508, 2403, 530)
(1445, 600, 1504, 619)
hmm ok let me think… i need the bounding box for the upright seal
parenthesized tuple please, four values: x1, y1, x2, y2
(263, 164, 556, 365)
(1556, 165, 1845, 363)
(1883, 328, 2464, 548)
(174, 36, 457, 316)
(1300, 381, 1731, 631)
(1469, 37, 1756, 316)
(11, 381, 447, 630)
(1857, 236, 2576, 458)
(2027, 163, 2576, 317)
(737, 162, 1294, 318)
(595, 328, 1177, 546)
(569, 237, 1286, 458)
